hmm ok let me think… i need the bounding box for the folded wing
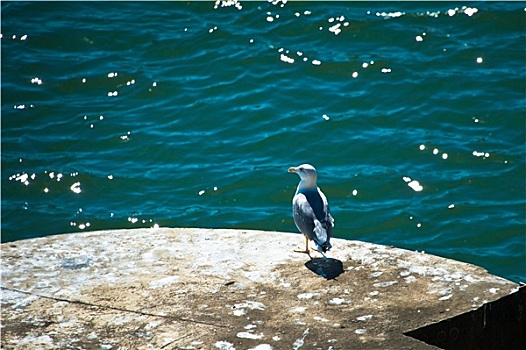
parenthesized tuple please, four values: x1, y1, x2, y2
(292, 188, 334, 251)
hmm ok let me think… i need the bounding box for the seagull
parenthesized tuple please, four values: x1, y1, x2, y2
(288, 164, 334, 255)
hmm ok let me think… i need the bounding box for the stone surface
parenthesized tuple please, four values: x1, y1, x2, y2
(1, 228, 520, 349)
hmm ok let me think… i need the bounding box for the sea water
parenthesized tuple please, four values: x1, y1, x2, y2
(2, 1, 525, 282)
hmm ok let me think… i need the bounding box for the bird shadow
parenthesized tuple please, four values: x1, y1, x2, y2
(305, 256, 344, 280)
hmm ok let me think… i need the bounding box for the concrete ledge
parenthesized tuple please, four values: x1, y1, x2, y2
(1, 228, 520, 349)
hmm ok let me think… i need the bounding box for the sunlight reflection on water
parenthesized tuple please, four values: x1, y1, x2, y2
(1, 1, 524, 282)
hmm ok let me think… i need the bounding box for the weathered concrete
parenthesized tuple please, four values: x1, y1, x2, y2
(1, 228, 520, 349)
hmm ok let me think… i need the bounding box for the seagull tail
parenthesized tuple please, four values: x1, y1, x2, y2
(319, 241, 332, 253)
(313, 221, 332, 253)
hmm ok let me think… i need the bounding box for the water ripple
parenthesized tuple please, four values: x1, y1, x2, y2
(2, 1, 524, 282)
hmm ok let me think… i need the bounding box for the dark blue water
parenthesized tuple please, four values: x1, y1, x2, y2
(2, 1, 525, 283)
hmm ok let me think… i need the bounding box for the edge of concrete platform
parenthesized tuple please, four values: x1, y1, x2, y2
(1, 228, 523, 350)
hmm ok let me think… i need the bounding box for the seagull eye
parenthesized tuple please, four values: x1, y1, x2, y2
(299, 167, 304, 171)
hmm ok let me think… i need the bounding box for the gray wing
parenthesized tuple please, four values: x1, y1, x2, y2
(317, 188, 334, 240)
(292, 193, 316, 240)
(292, 188, 334, 243)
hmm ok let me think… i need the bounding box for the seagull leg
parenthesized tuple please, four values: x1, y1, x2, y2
(294, 236, 310, 254)
(314, 248, 327, 259)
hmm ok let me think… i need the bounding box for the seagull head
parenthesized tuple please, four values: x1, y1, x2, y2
(288, 164, 318, 188)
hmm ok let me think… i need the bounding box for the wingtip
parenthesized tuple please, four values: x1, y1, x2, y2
(320, 241, 332, 253)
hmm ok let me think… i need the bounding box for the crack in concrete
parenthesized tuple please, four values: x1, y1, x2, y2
(1, 286, 229, 329)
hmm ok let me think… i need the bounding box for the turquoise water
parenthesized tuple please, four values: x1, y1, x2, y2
(2, 1, 525, 283)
